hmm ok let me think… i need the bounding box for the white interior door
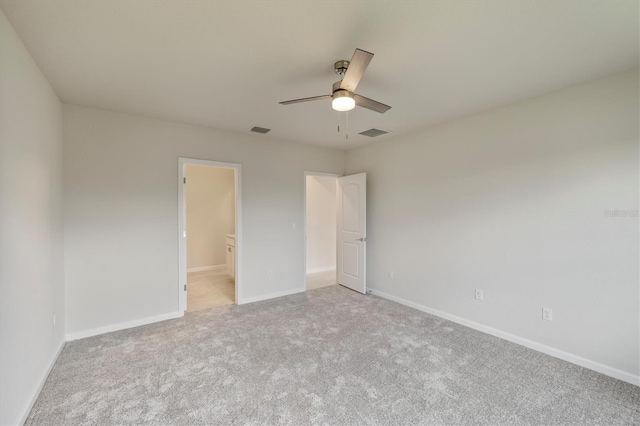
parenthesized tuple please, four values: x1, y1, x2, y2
(337, 173, 366, 294)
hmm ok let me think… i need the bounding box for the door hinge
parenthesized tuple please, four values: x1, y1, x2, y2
(184, 284, 187, 291)
(183, 177, 186, 184)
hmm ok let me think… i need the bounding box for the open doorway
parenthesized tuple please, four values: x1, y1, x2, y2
(178, 158, 242, 313)
(304, 172, 339, 290)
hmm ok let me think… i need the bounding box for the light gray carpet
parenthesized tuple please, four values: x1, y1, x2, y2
(27, 286, 639, 425)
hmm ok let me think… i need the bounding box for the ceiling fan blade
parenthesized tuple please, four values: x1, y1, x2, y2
(340, 48, 374, 92)
(354, 94, 391, 113)
(279, 95, 331, 105)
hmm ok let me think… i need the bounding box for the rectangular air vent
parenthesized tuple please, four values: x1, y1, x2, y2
(359, 128, 388, 137)
(250, 126, 271, 134)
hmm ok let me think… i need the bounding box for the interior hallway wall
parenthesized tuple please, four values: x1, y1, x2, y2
(0, 10, 65, 426)
(63, 104, 344, 336)
(344, 69, 640, 381)
(186, 165, 235, 270)
(306, 176, 337, 273)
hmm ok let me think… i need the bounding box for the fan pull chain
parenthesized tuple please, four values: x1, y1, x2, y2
(346, 111, 349, 140)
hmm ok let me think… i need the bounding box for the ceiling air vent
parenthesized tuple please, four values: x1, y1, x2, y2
(250, 126, 271, 134)
(359, 128, 388, 137)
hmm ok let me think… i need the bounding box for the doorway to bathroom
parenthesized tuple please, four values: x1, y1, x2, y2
(178, 158, 242, 313)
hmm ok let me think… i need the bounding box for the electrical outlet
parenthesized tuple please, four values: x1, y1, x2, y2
(475, 289, 483, 300)
(388, 270, 394, 280)
(542, 307, 553, 321)
(268, 270, 274, 278)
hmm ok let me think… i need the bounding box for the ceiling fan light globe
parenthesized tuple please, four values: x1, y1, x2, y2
(332, 95, 355, 112)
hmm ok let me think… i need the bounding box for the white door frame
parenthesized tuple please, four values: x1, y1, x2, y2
(303, 171, 341, 289)
(178, 158, 243, 312)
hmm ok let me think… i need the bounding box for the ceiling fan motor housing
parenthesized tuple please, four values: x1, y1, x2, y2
(332, 88, 352, 100)
(331, 82, 356, 112)
(332, 81, 353, 97)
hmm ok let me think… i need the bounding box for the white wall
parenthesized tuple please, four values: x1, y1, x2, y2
(186, 165, 235, 270)
(306, 176, 337, 273)
(63, 104, 344, 335)
(0, 10, 65, 426)
(345, 69, 639, 381)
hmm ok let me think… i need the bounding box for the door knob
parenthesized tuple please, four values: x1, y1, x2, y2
(357, 237, 367, 242)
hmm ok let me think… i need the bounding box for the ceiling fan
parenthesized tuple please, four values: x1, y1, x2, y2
(279, 48, 391, 114)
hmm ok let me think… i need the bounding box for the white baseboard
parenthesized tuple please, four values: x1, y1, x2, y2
(306, 267, 336, 274)
(369, 288, 640, 386)
(187, 264, 225, 273)
(65, 311, 183, 341)
(17, 338, 65, 426)
(239, 287, 306, 305)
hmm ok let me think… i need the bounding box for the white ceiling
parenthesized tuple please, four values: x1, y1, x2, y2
(1, 1, 638, 150)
